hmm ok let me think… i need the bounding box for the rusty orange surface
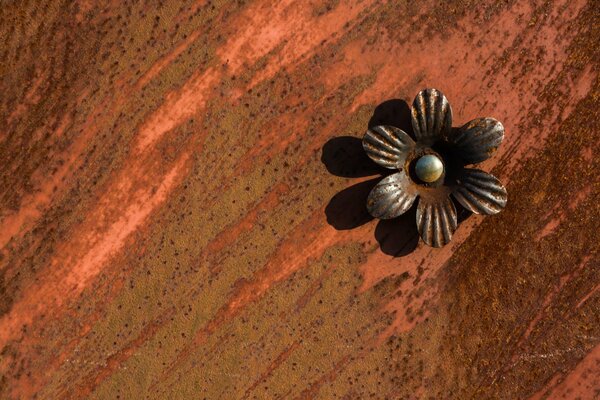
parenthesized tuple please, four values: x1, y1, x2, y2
(0, 1, 598, 399)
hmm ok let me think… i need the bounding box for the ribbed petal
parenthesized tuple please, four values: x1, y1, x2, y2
(450, 118, 504, 164)
(366, 172, 418, 219)
(362, 125, 415, 169)
(452, 168, 507, 215)
(411, 88, 452, 144)
(416, 196, 457, 248)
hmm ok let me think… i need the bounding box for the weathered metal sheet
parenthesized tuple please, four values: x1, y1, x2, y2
(0, 1, 597, 399)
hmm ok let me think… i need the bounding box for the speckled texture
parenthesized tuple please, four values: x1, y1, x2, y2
(0, 0, 598, 399)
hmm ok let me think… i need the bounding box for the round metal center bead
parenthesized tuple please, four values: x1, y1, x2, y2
(414, 154, 444, 183)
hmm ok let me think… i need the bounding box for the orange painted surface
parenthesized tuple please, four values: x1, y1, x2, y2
(0, 1, 598, 399)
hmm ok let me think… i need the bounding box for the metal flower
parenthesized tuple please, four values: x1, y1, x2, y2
(363, 88, 507, 247)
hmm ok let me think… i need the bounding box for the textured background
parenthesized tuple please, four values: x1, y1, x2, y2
(0, 0, 598, 399)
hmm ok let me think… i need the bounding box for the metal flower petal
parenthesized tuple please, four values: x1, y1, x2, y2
(362, 125, 415, 169)
(449, 118, 504, 164)
(416, 196, 457, 248)
(366, 172, 418, 219)
(411, 88, 452, 145)
(452, 168, 507, 215)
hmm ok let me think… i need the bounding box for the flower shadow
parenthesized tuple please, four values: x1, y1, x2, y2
(322, 99, 420, 257)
